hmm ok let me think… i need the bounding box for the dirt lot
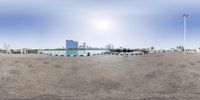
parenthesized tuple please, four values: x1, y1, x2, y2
(0, 53, 200, 100)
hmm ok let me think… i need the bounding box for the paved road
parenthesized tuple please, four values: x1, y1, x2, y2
(0, 53, 200, 99)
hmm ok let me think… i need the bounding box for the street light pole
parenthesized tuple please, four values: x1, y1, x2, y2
(182, 14, 189, 54)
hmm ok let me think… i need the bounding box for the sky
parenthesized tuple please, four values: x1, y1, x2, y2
(0, 0, 200, 49)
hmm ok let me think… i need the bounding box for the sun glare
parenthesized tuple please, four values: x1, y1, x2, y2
(94, 19, 112, 31)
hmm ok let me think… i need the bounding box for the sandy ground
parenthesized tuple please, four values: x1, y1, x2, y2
(0, 53, 200, 99)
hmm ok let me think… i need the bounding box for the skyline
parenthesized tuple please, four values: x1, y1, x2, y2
(1, 0, 200, 49)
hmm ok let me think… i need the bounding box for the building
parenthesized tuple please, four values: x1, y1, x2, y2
(176, 46, 184, 51)
(79, 42, 87, 49)
(79, 45, 83, 49)
(105, 44, 114, 50)
(197, 48, 200, 53)
(66, 40, 79, 49)
(83, 42, 86, 49)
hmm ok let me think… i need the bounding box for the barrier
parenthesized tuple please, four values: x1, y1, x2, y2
(55, 54, 58, 56)
(87, 52, 90, 56)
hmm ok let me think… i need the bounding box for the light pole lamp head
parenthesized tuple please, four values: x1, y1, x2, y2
(182, 14, 189, 17)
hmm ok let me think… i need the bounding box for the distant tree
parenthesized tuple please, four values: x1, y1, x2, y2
(150, 46, 154, 50)
(123, 48, 126, 52)
(127, 49, 131, 52)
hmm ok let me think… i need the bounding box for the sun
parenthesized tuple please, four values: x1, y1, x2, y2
(94, 19, 112, 31)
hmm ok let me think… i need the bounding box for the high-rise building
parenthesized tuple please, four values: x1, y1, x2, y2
(66, 40, 79, 49)
(105, 44, 114, 50)
(83, 42, 86, 49)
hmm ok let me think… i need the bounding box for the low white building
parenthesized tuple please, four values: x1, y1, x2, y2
(197, 48, 200, 53)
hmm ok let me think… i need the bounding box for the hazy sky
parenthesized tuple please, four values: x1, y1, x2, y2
(0, 0, 200, 49)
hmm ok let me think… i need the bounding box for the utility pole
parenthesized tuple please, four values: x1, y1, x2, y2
(182, 14, 189, 54)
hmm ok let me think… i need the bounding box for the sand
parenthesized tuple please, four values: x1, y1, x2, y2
(0, 52, 200, 99)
